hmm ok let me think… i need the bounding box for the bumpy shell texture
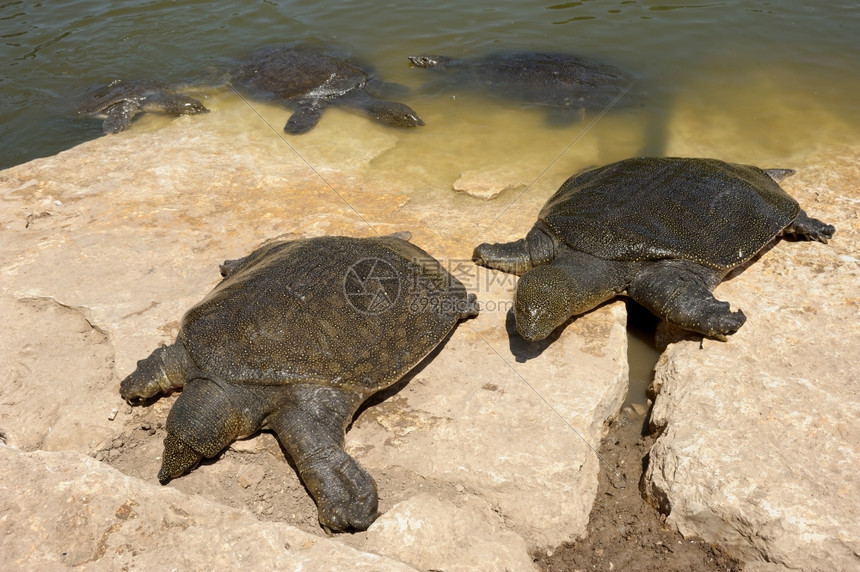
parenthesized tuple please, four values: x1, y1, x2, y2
(539, 157, 800, 270)
(179, 235, 470, 394)
(235, 45, 368, 101)
(466, 52, 632, 110)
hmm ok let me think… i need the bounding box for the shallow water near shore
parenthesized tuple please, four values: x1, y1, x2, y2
(2, 1, 858, 402)
(3, 1, 859, 169)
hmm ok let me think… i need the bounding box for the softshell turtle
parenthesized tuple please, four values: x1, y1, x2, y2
(77, 80, 208, 134)
(120, 234, 477, 533)
(408, 51, 633, 118)
(235, 45, 424, 134)
(473, 157, 835, 341)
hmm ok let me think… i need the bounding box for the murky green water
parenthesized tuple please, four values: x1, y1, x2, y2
(3, 1, 859, 170)
(2, 1, 859, 400)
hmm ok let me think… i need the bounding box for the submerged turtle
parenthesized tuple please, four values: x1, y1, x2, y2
(120, 234, 477, 532)
(473, 157, 835, 341)
(234, 45, 424, 134)
(77, 80, 208, 134)
(408, 51, 634, 118)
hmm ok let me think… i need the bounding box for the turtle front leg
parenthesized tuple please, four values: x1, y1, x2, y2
(102, 100, 140, 133)
(781, 210, 835, 244)
(267, 385, 376, 533)
(120, 342, 192, 402)
(628, 260, 745, 340)
(473, 224, 558, 276)
(284, 101, 325, 134)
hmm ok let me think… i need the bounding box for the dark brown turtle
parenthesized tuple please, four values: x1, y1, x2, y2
(473, 157, 835, 341)
(120, 233, 477, 532)
(235, 45, 424, 134)
(77, 80, 208, 133)
(408, 51, 634, 121)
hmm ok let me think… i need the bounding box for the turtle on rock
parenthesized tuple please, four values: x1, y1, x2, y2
(77, 80, 208, 134)
(473, 157, 835, 342)
(120, 233, 478, 533)
(408, 51, 634, 120)
(234, 44, 425, 134)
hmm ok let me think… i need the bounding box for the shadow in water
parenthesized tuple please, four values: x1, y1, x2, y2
(625, 300, 660, 406)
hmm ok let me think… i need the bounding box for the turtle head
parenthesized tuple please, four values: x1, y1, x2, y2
(158, 378, 259, 484)
(167, 94, 209, 115)
(514, 266, 577, 342)
(140, 93, 209, 116)
(408, 55, 455, 69)
(515, 258, 611, 342)
(158, 433, 203, 484)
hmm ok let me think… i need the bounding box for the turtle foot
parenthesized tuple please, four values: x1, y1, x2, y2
(308, 450, 379, 533)
(701, 307, 747, 341)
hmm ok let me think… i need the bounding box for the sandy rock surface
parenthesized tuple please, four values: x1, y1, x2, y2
(0, 97, 628, 570)
(453, 165, 532, 200)
(644, 148, 860, 572)
(0, 445, 415, 571)
(360, 493, 536, 571)
(3, 87, 856, 571)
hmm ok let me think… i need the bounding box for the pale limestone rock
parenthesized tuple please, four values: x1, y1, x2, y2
(743, 563, 793, 572)
(0, 444, 415, 571)
(0, 108, 630, 567)
(644, 148, 860, 572)
(0, 295, 115, 453)
(360, 493, 536, 571)
(453, 166, 530, 200)
(350, 294, 629, 548)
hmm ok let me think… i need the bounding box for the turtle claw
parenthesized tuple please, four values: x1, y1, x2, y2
(311, 452, 379, 533)
(704, 308, 747, 340)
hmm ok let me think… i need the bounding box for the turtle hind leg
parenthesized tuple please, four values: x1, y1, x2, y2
(763, 168, 796, 183)
(268, 385, 376, 533)
(629, 260, 745, 341)
(782, 209, 835, 244)
(102, 100, 140, 133)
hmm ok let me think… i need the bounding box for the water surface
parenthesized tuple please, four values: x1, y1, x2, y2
(2, 1, 858, 170)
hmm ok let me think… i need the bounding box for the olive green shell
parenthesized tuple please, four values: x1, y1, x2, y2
(539, 157, 800, 270)
(179, 236, 470, 394)
(415, 51, 633, 111)
(236, 45, 368, 101)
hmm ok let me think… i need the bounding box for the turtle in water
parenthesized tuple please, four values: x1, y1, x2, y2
(408, 51, 634, 120)
(77, 80, 208, 134)
(234, 45, 425, 134)
(120, 233, 477, 532)
(473, 157, 835, 342)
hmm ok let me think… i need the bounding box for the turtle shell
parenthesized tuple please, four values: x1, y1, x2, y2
(539, 157, 800, 270)
(467, 52, 632, 110)
(178, 235, 471, 394)
(236, 45, 368, 101)
(77, 80, 163, 114)
(410, 51, 633, 111)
